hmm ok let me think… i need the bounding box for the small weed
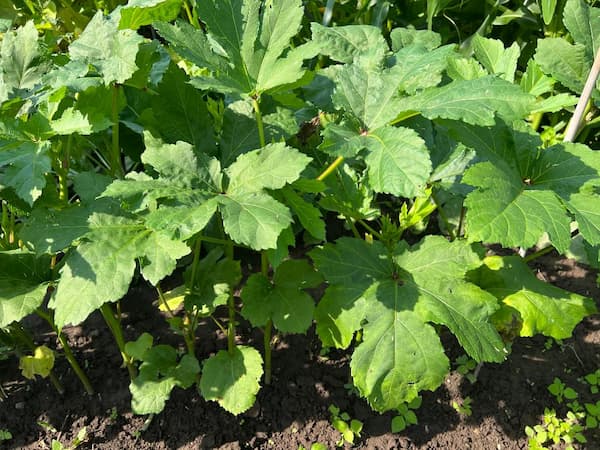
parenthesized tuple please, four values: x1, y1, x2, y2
(108, 406, 118, 421)
(391, 396, 422, 432)
(454, 354, 478, 384)
(0, 429, 12, 441)
(548, 377, 578, 404)
(298, 444, 327, 450)
(584, 401, 600, 429)
(51, 427, 87, 450)
(525, 409, 586, 450)
(328, 404, 363, 447)
(584, 369, 600, 394)
(452, 397, 473, 417)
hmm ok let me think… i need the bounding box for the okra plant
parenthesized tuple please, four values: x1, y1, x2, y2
(1, 0, 599, 422)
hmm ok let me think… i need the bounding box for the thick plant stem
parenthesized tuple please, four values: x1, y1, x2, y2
(260, 251, 273, 385)
(317, 156, 344, 181)
(185, 238, 203, 356)
(564, 49, 600, 142)
(225, 240, 236, 355)
(523, 245, 555, 263)
(111, 84, 124, 178)
(100, 304, 136, 379)
(252, 97, 266, 148)
(36, 309, 94, 395)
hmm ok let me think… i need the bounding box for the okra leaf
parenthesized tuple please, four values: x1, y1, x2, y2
(568, 192, 600, 245)
(0, 141, 51, 206)
(390, 27, 441, 52)
(145, 65, 216, 154)
(145, 198, 219, 241)
(311, 236, 505, 411)
(534, 38, 588, 96)
(363, 126, 431, 198)
(563, 0, 600, 62)
(119, 0, 182, 30)
(400, 76, 534, 126)
(310, 23, 388, 63)
(475, 256, 597, 339)
(226, 143, 311, 194)
(19, 345, 55, 379)
(51, 213, 189, 327)
(472, 35, 520, 82)
(241, 260, 322, 333)
(0, 21, 49, 100)
(69, 10, 145, 85)
(388, 44, 455, 94)
(218, 192, 292, 250)
(184, 249, 241, 316)
(463, 161, 572, 253)
(332, 63, 403, 131)
(129, 342, 200, 415)
(281, 187, 325, 241)
(200, 346, 263, 415)
(0, 251, 53, 327)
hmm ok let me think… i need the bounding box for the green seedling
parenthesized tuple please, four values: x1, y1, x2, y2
(584, 401, 600, 429)
(548, 377, 578, 404)
(455, 354, 478, 384)
(0, 429, 12, 441)
(298, 444, 327, 450)
(584, 369, 600, 394)
(525, 409, 586, 450)
(51, 427, 87, 450)
(328, 404, 363, 447)
(452, 397, 473, 417)
(391, 396, 422, 433)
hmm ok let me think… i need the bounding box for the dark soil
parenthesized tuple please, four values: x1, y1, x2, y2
(1, 252, 600, 450)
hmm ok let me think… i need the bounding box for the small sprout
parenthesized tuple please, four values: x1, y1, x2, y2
(391, 396, 422, 433)
(584, 369, 600, 394)
(454, 354, 478, 384)
(0, 429, 12, 441)
(452, 396, 473, 417)
(328, 404, 363, 447)
(548, 378, 578, 404)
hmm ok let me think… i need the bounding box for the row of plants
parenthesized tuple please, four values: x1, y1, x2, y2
(1, 0, 600, 436)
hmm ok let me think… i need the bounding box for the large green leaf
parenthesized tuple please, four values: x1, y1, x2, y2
(311, 236, 505, 411)
(563, 0, 600, 62)
(50, 213, 189, 327)
(472, 35, 520, 83)
(200, 346, 263, 415)
(400, 76, 535, 126)
(241, 260, 323, 333)
(0, 141, 51, 206)
(226, 142, 311, 194)
(0, 21, 49, 100)
(157, 0, 317, 96)
(535, 38, 588, 95)
(69, 10, 145, 85)
(119, 0, 182, 30)
(0, 251, 53, 327)
(474, 256, 597, 339)
(310, 23, 388, 63)
(363, 126, 431, 198)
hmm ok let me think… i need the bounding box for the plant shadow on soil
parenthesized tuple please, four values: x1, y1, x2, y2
(1, 252, 600, 449)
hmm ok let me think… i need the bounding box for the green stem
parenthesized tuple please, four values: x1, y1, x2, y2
(182, 0, 198, 28)
(111, 84, 124, 178)
(260, 251, 273, 385)
(430, 193, 456, 241)
(198, 234, 249, 248)
(252, 97, 266, 148)
(523, 245, 555, 263)
(185, 238, 203, 356)
(357, 219, 382, 240)
(100, 304, 136, 379)
(317, 156, 344, 181)
(529, 112, 544, 132)
(347, 218, 360, 239)
(57, 135, 72, 204)
(36, 309, 94, 395)
(226, 243, 236, 355)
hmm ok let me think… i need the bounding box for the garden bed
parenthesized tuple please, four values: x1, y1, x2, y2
(2, 252, 599, 450)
